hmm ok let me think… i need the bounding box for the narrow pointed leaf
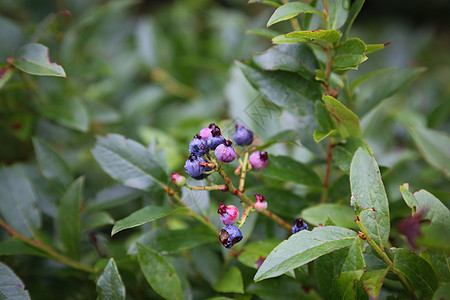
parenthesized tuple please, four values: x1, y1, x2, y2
(273, 30, 341, 46)
(267, 2, 322, 27)
(248, 0, 281, 8)
(350, 148, 390, 249)
(92, 134, 168, 192)
(8, 43, 66, 77)
(136, 243, 182, 300)
(340, 0, 365, 41)
(111, 206, 187, 236)
(246, 28, 280, 39)
(0, 66, 14, 89)
(97, 258, 126, 300)
(0, 263, 31, 300)
(366, 43, 390, 55)
(361, 267, 389, 299)
(254, 226, 357, 281)
(323, 95, 361, 139)
(341, 237, 365, 271)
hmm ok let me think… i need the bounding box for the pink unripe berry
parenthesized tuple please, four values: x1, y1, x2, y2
(215, 140, 236, 163)
(199, 123, 217, 140)
(171, 172, 186, 186)
(218, 203, 239, 225)
(254, 193, 268, 212)
(249, 151, 269, 169)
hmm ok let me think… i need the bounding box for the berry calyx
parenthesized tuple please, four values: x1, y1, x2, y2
(233, 124, 254, 146)
(249, 151, 269, 170)
(254, 193, 268, 212)
(218, 203, 239, 225)
(189, 134, 208, 157)
(292, 218, 309, 234)
(215, 140, 236, 163)
(219, 225, 243, 249)
(171, 172, 186, 186)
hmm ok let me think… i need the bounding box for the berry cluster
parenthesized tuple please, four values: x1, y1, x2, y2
(217, 203, 242, 248)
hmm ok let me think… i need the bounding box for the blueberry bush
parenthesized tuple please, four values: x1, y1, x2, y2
(1, 0, 449, 299)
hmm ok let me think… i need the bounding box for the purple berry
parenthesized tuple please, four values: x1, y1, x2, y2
(218, 203, 239, 225)
(233, 125, 253, 146)
(189, 134, 208, 157)
(184, 154, 210, 179)
(199, 123, 217, 140)
(207, 127, 225, 150)
(292, 218, 309, 234)
(219, 225, 243, 249)
(215, 140, 236, 163)
(249, 151, 269, 169)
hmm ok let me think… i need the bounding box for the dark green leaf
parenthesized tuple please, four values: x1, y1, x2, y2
(254, 226, 357, 281)
(0, 166, 41, 238)
(0, 239, 47, 257)
(267, 2, 323, 27)
(212, 266, 244, 294)
(323, 95, 361, 139)
(251, 44, 318, 80)
(361, 268, 389, 299)
(236, 61, 321, 114)
(350, 67, 397, 91)
(245, 28, 280, 39)
(257, 129, 301, 151)
(111, 206, 187, 236)
(261, 155, 322, 187)
(248, 0, 281, 8)
(0, 263, 31, 300)
(358, 67, 426, 116)
(82, 212, 114, 230)
(273, 30, 342, 46)
(332, 138, 371, 172)
(7, 43, 66, 77)
(388, 248, 439, 299)
(127, 227, 216, 254)
(408, 127, 450, 178)
(237, 239, 281, 269)
(191, 247, 221, 286)
(38, 97, 89, 132)
(58, 177, 84, 260)
(136, 243, 182, 300)
(86, 185, 142, 212)
(0, 66, 14, 89)
(332, 38, 367, 72)
(301, 203, 356, 228)
(315, 247, 349, 299)
(97, 258, 126, 300)
(422, 249, 450, 282)
(32, 137, 73, 189)
(341, 238, 365, 271)
(92, 134, 168, 192)
(330, 270, 364, 299)
(247, 277, 306, 300)
(340, 0, 365, 41)
(350, 148, 390, 249)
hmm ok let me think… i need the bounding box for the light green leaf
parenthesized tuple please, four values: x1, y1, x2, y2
(32, 137, 73, 189)
(254, 226, 357, 281)
(92, 134, 168, 192)
(0, 263, 31, 300)
(408, 126, 450, 178)
(350, 148, 390, 249)
(38, 97, 89, 132)
(262, 155, 322, 187)
(350, 67, 397, 91)
(267, 2, 323, 27)
(111, 206, 187, 236)
(246, 28, 280, 39)
(82, 211, 114, 230)
(248, 0, 281, 8)
(323, 95, 361, 139)
(237, 239, 281, 269)
(361, 268, 389, 300)
(328, 0, 350, 30)
(301, 203, 356, 228)
(0, 66, 14, 89)
(136, 243, 182, 300)
(366, 43, 389, 55)
(341, 238, 365, 271)
(58, 177, 84, 260)
(313, 130, 337, 143)
(0, 166, 41, 238)
(273, 30, 342, 46)
(7, 43, 66, 77)
(340, 0, 365, 41)
(432, 282, 450, 300)
(212, 266, 244, 294)
(388, 248, 438, 299)
(97, 258, 126, 300)
(332, 38, 367, 72)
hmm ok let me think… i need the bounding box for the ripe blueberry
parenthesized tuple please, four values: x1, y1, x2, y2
(254, 193, 268, 212)
(292, 218, 309, 234)
(249, 151, 269, 169)
(218, 202, 239, 225)
(219, 225, 243, 249)
(184, 154, 210, 179)
(207, 127, 225, 150)
(199, 123, 217, 140)
(189, 134, 208, 157)
(215, 140, 236, 163)
(233, 124, 253, 146)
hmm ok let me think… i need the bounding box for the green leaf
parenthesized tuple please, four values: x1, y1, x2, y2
(251, 44, 318, 80)
(0, 239, 46, 257)
(0, 263, 31, 300)
(248, 0, 281, 8)
(341, 238, 365, 271)
(267, 2, 323, 27)
(245, 28, 280, 39)
(273, 30, 342, 46)
(236, 61, 321, 115)
(0, 66, 14, 89)
(261, 155, 322, 187)
(366, 43, 389, 55)
(315, 247, 349, 299)
(422, 249, 450, 282)
(358, 67, 426, 116)
(432, 282, 450, 300)
(301, 203, 356, 228)
(330, 269, 364, 299)
(136, 243, 182, 300)
(0, 165, 41, 238)
(350, 148, 390, 249)
(32, 137, 73, 189)
(328, 0, 350, 30)
(92, 134, 168, 192)
(408, 126, 450, 178)
(256, 129, 301, 151)
(340, 0, 365, 41)
(58, 177, 83, 260)
(332, 38, 367, 72)
(323, 95, 361, 139)
(82, 211, 114, 230)
(111, 206, 187, 236)
(247, 277, 306, 300)
(86, 185, 142, 212)
(388, 248, 439, 299)
(38, 97, 89, 132)
(332, 138, 372, 172)
(127, 227, 216, 254)
(350, 67, 397, 91)
(237, 239, 281, 269)
(254, 226, 357, 281)
(97, 258, 126, 300)
(361, 268, 389, 300)
(212, 266, 244, 294)
(7, 43, 66, 77)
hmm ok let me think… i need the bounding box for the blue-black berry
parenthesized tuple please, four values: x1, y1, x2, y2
(219, 225, 243, 249)
(189, 134, 208, 157)
(233, 124, 253, 146)
(292, 218, 309, 234)
(184, 154, 209, 179)
(207, 127, 225, 150)
(215, 140, 236, 163)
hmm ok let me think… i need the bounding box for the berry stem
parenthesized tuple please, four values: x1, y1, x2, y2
(185, 184, 227, 191)
(238, 206, 254, 229)
(238, 151, 249, 193)
(320, 140, 334, 203)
